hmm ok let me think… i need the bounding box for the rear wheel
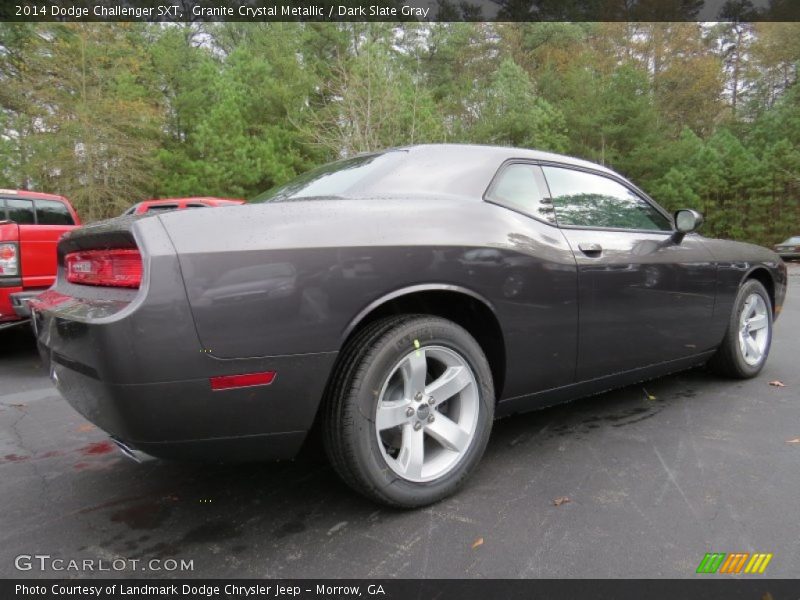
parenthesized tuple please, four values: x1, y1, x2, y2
(708, 279, 773, 378)
(323, 315, 494, 507)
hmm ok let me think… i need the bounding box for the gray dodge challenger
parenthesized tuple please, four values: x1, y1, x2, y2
(31, 144, 787, 507)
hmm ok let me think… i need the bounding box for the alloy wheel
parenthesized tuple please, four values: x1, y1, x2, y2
(738, 293, 770, 366)
(375, 345, 479, 483)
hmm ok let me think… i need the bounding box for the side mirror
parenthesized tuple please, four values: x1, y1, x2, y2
(674, 209, 704, 234)
(672, 209, 704, 243)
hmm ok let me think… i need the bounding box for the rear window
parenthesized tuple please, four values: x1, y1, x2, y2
(5, 198, 35, 224)
(781, 237, 800, 245)
(254, 152, 406, 202)
(35, 199, 74, 225)
(145, 204, 179, 213)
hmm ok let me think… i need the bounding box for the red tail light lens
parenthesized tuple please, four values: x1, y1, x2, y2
(210, 372, 276, 391)
(65, 249, 142, 288)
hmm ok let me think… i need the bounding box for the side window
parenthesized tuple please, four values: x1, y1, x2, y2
(542, 166, 672, 231)
(35, 199, 74, 225)
(485, 163, 556, 224)
(6, 198, 35, 224)
(145, 204, 179, 213)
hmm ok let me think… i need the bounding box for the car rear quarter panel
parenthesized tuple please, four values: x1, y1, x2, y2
(159, 198, 579, 400)
(39, 216, 201, 384)
(32, 215, 340, 450)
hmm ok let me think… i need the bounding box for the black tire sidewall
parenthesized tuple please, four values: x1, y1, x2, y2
(728, 280, 773, 377)
(349, 318, 494, 507)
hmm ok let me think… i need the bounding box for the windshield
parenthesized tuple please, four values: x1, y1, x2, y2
(252, 151, 407, 202)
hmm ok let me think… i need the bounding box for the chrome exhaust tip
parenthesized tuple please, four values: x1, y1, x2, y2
(110, 437, 154, 464)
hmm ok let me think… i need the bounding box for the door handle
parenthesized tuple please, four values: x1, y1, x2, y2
(578, 242, 603, 256)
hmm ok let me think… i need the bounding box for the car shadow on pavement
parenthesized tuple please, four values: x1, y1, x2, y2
(48, 366, 722, 570)
(0, 325, 39, 357)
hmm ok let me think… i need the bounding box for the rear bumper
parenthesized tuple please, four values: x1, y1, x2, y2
(777, 252, 800, 260)
(1, 287, 49, 322)
(0, 285, 24, 322)
(10, 290, 45, 318)
(31, 216, 337, 462)
(41, 339, 335, 461)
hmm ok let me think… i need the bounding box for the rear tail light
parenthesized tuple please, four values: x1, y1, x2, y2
(0, 243, 19, 276)
(65, 249, 142, 288)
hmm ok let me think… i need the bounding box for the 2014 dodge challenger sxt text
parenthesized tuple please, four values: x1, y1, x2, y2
(30, 144, 787, 507)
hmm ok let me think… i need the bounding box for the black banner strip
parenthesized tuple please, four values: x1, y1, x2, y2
(2, 0, 800, 23)
(4, 579, 800, 600)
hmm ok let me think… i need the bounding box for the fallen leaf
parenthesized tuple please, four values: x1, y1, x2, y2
(327, 521, 348, 536)
(471, 537, 484, 549)
(10, 403, 26, 408)
(553, 496, 571, 507)
(769, 381, 786, 387)
(785, 438, 800, 444)
(77, 424, 95, 432)
(642, 388, 656, 401)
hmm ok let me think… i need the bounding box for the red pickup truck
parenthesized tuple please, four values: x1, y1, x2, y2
(0, 190, 81, 330)
(123, 197, 244, 215)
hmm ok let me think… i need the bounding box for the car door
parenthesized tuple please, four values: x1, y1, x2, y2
(541, 165, 717, 382)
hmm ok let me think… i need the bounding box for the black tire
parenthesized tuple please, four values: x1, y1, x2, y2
(708, 279, 773, 379)
(323, 315, 494, 508)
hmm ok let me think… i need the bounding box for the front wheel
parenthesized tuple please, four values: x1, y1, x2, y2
(323, 315, 494, 508)
(708, 279, 773, 378)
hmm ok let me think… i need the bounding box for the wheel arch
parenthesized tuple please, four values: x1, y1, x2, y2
(742, 266, 776, 315)
(340, 284, 507, 400)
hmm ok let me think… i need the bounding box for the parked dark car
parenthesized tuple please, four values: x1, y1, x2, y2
(30, 144, 787, 507)
(774, 236, 800, 260)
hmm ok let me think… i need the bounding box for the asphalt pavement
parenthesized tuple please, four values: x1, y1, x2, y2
(1, 263, 798, 579)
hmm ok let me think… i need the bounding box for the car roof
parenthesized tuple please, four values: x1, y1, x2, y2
(0, 189, 70, 202)
(390, 144, 617, 176)
(256, 143, 632, 205)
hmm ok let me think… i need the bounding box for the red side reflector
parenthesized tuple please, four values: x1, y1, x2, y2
(65, 249, 142, 288)
(210, 371, 276, 391)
